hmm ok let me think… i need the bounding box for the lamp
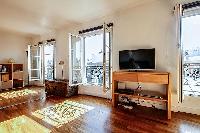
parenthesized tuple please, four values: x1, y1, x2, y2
(8, 58, 15, 63)
(59, 61, 64, 79)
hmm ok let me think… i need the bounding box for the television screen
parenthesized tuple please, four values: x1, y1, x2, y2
(119, 48, 155, 70)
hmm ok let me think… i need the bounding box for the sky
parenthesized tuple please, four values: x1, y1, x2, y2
(85, 34, 103, 63)
(85, 33, 109, 64)
(182, 15, 200, 50)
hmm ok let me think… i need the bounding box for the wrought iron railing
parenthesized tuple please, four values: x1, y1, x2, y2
(86, 65, 109, 85)
(183, 63, 200, 96)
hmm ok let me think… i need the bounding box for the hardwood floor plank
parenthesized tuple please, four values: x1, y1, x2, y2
(0, 91, 200, 133)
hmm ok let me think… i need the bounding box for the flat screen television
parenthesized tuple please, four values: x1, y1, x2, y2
(119, 48, 155, 70)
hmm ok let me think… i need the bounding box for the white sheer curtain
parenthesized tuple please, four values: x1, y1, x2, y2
(174, 4, 183, 102)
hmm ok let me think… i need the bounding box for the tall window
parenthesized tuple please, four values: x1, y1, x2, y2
(44, 44, 55, 80)
(28, 40, 55, 83)
(69, 24, 112, 91)
(181, 6, 200, 97)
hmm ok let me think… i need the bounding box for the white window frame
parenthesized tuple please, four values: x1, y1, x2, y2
(69, 24, 113, 91)
(28, 41, 56, 84)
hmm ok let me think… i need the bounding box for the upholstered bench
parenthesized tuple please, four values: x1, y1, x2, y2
(45, 79, 78, 97)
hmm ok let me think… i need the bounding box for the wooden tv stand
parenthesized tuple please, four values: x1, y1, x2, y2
(112, 71, 172, 119)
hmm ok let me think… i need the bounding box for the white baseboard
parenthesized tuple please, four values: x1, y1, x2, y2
(78, 85, 112, 99)
(172, 105, 200, 115)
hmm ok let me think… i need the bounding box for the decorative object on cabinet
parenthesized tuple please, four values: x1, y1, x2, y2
(8, 58, 16, 63)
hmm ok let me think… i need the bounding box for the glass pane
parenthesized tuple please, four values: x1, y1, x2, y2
(31, 70, 40, 80)
(44, 44, 54, 80)
(71, 36, 82, 84)
(30, 48, 40, 70)
(30, 46, 41, 80)
(85, 34, 103, 85)
(182, 15, 200, 97)
(72, 70, 82, 83)
(105, 32, 111, 89)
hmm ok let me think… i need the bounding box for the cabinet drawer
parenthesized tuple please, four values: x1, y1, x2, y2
(113, 73, 138, 82)
(138, 74, 168, 84)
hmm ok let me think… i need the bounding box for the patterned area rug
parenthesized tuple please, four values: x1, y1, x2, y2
(0, 115, 50, 133)
(0, 89, 37, 99)
(32, 100, 94, 128)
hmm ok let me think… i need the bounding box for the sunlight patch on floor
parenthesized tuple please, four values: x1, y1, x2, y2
(32, 100, 94, 128)
(179, 122, 200, 133)
(0, 115, 50, 133)
(0, 89, 37, 99)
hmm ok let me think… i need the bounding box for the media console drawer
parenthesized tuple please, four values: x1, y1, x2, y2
(113, 72, 138, 82)
(113, 72, 169, 84)
(137, 74, 168, 84)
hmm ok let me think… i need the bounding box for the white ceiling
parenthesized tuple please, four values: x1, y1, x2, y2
(0, 0, 197, 36)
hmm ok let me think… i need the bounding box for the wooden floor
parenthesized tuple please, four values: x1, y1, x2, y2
(1, 94, 200, 133)
(0, 87, 45, 109)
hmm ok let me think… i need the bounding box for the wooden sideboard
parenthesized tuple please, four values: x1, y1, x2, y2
(112, 71, 172, 119)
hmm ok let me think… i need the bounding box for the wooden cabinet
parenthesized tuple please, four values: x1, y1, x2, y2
(0, 63, 24, 90)
(112, 71, 172, 119)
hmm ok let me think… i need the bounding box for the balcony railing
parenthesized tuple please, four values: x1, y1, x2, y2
(86, 65, 109, 86)
(183, 63, 200, 97)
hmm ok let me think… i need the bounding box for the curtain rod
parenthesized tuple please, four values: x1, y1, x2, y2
(183, 1, 200, 10)
(79, 23, 113, 34)
(38, 39, 56, 44)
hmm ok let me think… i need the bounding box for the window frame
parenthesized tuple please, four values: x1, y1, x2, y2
(69, 25, 113, 91)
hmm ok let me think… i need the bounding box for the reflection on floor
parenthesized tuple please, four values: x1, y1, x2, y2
(32, 100, 94, 128)
(0, 115, 50, 133)
(179, 122, 200, 133)
(0, 89, 37, 99)
(0, 87, 45, 109)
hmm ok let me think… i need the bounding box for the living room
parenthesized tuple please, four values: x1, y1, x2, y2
(0, 0, 200, 132)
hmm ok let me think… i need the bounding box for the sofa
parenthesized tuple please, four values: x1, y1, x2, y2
(45, 79, 78, 97)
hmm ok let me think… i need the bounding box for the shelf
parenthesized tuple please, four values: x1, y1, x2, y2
(13, 79, 23, 81)
(114, 92, 167, 102)
(0, 80, 12, 83)
(0, 72, 9, 74)
(0, 63, 23, 89)
(13, 71, 23, 73)
(117, 103, 168, 122)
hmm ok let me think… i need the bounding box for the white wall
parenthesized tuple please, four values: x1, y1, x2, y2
(0, 30, 29, 63)
(55, 30, 69, 80)
(38, 0, 200, 114)
(0, 30, 30, 85)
